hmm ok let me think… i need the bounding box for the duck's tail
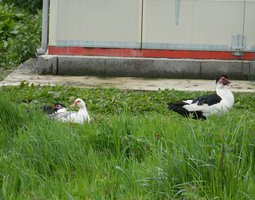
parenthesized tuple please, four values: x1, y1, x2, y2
(168, 102, 189, 116)
(168, 102, 206, 120)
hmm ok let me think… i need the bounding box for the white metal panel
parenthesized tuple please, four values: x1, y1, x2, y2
(192, 0, 244, 47)
(49, 0, 58, 46)
(49, 0, 255, 52)
(53, 0, 142, 48)
(244, 0, 255, 51)
(143, 0, 194, 47)
(142, 0, 245, 51)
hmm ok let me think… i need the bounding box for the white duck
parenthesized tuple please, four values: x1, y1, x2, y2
(168, 75, 234, 120)
(50, 98, 90, 124)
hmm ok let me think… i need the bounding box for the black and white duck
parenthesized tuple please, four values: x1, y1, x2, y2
(41, 103, 67, 114)
(168, 75, 234, 120)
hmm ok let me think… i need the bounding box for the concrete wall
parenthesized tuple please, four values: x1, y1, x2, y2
(36, 55, 255, 80)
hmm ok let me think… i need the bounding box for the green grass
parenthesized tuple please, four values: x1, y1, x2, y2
(0, 84, 255, 199)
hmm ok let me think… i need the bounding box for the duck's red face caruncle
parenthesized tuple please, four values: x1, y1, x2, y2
(53, 103, 66, 111)
(216, 76, 230, 86)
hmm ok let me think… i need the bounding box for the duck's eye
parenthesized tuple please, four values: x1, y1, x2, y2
(76, 100, 81, 103)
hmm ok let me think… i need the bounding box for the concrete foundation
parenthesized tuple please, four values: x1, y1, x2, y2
(35, 55, 255, 80)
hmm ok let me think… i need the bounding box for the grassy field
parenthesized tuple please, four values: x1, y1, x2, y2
(0, 84, 255, 199)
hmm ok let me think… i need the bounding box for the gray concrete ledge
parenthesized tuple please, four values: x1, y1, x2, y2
(1, 58, 255, 92)
(35, 55, 255, 80)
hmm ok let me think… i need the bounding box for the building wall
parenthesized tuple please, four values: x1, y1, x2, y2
(49, 0, 142, 48)
(48, 0, 255, 60)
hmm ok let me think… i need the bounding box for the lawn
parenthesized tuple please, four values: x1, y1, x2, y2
(0, 84, 255, 199)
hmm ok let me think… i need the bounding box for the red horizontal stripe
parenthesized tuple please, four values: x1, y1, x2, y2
(48, 46, 255, 60)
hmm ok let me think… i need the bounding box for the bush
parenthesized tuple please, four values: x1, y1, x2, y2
(1, 0, 42, 13)
(0, 3, 41, 68)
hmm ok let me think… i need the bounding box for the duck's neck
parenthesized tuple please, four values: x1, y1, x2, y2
(216, 84, 234, 106)
(78, 106, 90, 121)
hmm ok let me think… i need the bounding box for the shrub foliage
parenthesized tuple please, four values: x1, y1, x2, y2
(0, 3, 41, 68)
(1, 0, 42, 13)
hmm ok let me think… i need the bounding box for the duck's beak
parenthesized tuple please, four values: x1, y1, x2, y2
(52, 105, 59, 111)
(218, 77, 231, 86)
(70, 102, 76, 107)
(223, 79, 231, 85)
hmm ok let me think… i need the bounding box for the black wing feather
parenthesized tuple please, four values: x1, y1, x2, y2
(192, 94, 222, 106)
(41, 105, 55, 114)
